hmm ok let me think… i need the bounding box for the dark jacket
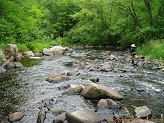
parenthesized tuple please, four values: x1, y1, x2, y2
(129, 47, 136, 55)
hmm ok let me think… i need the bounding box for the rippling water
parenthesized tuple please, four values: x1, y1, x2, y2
(0, 48, 163, 122)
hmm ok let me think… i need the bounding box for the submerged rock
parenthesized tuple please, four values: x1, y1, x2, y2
(8, 112, 24, 122)
(81, 83, 124, 100)
(57, 84, 70, 91)
(65, 110, 102, 123)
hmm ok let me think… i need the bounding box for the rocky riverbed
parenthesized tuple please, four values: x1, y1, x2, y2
(0, 46, 164, 123)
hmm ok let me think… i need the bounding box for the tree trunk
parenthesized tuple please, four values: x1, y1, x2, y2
(130, 2, 142, 29)
(143, 0, 153, 26)
(120, 2, 142, 29)
(155, 2, 163, 27)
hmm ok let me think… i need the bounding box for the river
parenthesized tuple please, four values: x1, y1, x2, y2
(0, 47, 164, 123)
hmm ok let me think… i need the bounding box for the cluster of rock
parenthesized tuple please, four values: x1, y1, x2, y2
(0, 44, 69, 74)
(5, 46, 161, 123)
(0, 44, 23, 74)
(29, 68, 151, 123)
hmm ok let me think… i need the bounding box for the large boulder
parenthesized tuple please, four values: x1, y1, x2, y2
(80, 83, 124, 100)
(49, 46, 67, 55)
(46, 73, 70, 83)
(8, 112, 24, 122)
(43, 48, 53, 56)
(43, 46, 68, 56)
(65, 110, 102, 123)
(3, 44, 18, 59)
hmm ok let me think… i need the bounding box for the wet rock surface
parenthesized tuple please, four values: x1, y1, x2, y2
(65, 110, 102, 123)
(0, 46, 163, 123)
(8, 112, 24, 122)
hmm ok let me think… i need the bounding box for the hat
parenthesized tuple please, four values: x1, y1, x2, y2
(131, 44, 136, 47)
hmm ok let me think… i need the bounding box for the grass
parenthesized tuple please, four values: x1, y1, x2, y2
(137, 39, 164, 61)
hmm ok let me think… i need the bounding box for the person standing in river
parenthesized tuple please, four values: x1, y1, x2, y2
(129, 44, 136, 64)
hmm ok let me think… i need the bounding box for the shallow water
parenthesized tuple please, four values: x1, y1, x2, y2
(0, 47, 163, 122)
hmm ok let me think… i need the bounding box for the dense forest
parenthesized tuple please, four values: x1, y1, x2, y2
(0, 0, 163, 47)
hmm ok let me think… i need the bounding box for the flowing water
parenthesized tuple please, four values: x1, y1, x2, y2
(0, 47, 164, 123)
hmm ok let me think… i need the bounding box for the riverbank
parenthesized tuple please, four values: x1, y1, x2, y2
(1, 39, 164, 62)
(137, 39, 164, 62)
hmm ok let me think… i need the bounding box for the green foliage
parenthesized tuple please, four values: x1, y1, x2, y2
(65, 0, 114, 45)
(16, 43, 29, 52)
(137, 39, 164, 61)
(27, 41, 52, 52)
(40, 0, 80, 38)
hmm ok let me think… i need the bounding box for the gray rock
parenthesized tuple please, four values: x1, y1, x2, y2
(89, 78, 99, 83)
(80, 83, 124, 100)
(43, 48, 53, 56)
(8, 112, 24, 122)
(97, 99, 120, 109)
(134, 106, 152, 118)
(37, 108, 46, 123)
(35, 53, 43, 57)
(65, 110, 102, 123)
(66, 70, 80, 76)
(3, 44, 18, 59)
(53, 112, 66, 123)
(49, 46, 67, 55)
(97, 99, 109, 108)
(57, 84, 70, 91)
(46, 73, 70, 83)
(7, 62, 23, 69)
(25, 51, 35, 57)
(52, 107, 65, 115)
(62, 85, 83, 95)
(0, 66, 6, 74)
(107, 99, 120, 109)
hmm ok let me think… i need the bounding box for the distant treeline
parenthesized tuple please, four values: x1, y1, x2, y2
(0, 0, 163, 47)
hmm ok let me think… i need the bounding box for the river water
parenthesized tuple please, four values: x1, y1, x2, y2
(0, 47, 164, 123)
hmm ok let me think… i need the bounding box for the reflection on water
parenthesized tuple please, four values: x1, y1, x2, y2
(0, 49, 164, 122)
(0, 57, 43, 122)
